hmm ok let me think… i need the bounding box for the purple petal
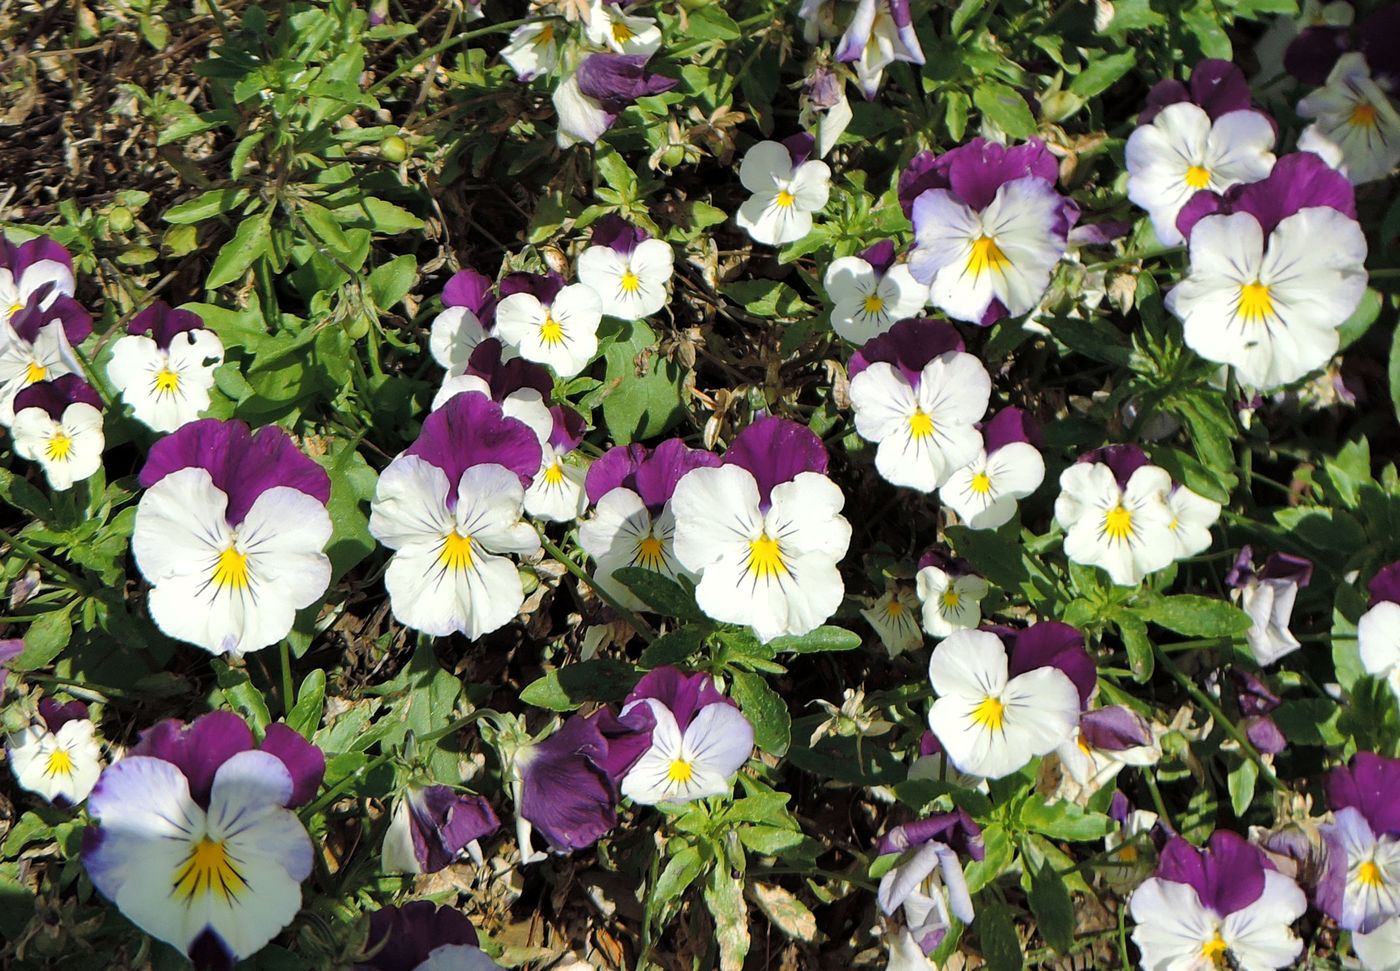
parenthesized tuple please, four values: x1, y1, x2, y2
(0, 639, 24, 671)
(1156, 830, 1267, 917)
(576, 54, 677, 112)
(1076, 444, 1149, 489)
(127, 301, 205, 349)
(782, 132, 816, 167)
(898, 151, 951, 218)
(1285, 26, 1350, 86)
(805, 67, 844, 109)
(1009, 622, 1095, 707)
(129, 711, 255, 809)
(1244, 716, 1287, 755)
(1314, 823, 1350, 926)
(1368, 562, 1400, 607)
(1326, 752, 1400, 836)
(860, 240, 897, 277)
(1259, 553, 1312, 588)
(982, 407, 1042, 453)
(1109, 790, 1133, 824)
(38, 698, 89, 731)
(443, 268, 496, 320)
(6, 236, 74, 278)
(13, 375, 102, 421)
(585, 443, 650, 505)
(1137, 78, 1190, 125)
(10, 291, 93, 346)
(591, 215, 649, 255)
(1175, 188, 1228, 242)
(1189, 59, 1254, 120)
(498, 271, 565, 307)
(978, 298, 1010, 327)
(1080, 706, 1152, 751)
(258, 724, 325, 808)
(364, 902, 479, 971)
(1225, 546, 1256, 589)
(1359, 6, 1400, 89)
(875, 808, 984, 861)
(549, 406, 587, 452)
(189, 929, 238, 971)
(519, 715, 617, 853)
(1231, 669, 1282, 717)
(624, 666, 733, 733)
(630, 439, 721, 511)
(1068, 220, 1133, 246)
(722, 417, 828, 507)
(139, 420, 332, 527)
(1188, 152, 1358, 240)
(916, 548, 971, 576)
(405, 392, 543, 494)
(464, 339, 554, 401)
(407, 786, 500, 872)
(587, 705, 657, 782)
(847, 318, 966, 386)
(944, 138, 1059, 211)
(918, 730, 941, 757)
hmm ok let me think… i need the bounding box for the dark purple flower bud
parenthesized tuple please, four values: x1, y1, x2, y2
(1326, 752, 1400, 837)
(443, 268, 496, 323)
(876, 808, 985, 861)
(722, 417, 829, 508)
(128, 301, 205, 350)
(590, 215, 650, 256)
(1176, 152, 1357, 241)
(518, 714, 617, 852)
(1244, 716, 1287, 754)
(9, 290, 93, 346)
(38, 697, 89, 731)
(258, 723, 326, 808)
(406, 392, 543, 498)
(805, 66, 843, 109)
(847, 318, 965, 387)
(585, 439, 722, 511)
(1225, 545, 1256, 589)
(1009, 622, 1095, 708)
(1368, 561, 1400, 607)
(981, 407, 1042, 453)
(782, 132, 816, 167)
(0, 235, 74, 278)
(391, 785, 500, 873)
(13, 374, 102, 421)
(1076, 443, 1150, 489)
(1080, 706, 1152, 751)
(139, 419, 332, 527)
(361, 902, 480, 971)
(576, 54, 677, 112)
(464, 339, 554, 402)
(1156, 830, 1270, 917)
(859, 240, 897, 277)
(1285, 26, 1350, 86)
(498, 270, 565, 306)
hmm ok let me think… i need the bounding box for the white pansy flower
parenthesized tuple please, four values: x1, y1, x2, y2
(735, 140, 831, 246)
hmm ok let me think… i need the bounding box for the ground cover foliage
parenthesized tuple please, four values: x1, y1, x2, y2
(2, 0, 1400, 969)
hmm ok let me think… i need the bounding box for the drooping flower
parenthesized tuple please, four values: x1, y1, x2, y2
(368, 393, 542, 639)
(835, 0, 925, 100)
(0, 235, 76, 331)
(1297, 52, 1400, 185)
(799, 65, 853, 159)
(1126, 60, 1277, 246)
(1316, 753, 1400, 934)
(381, 784, 499, 875)
(906, 138, 1076, 324)
(848, 319, 990, 492)
(429, 268, 498, 378)
(554, 53, 678, 148)
(492, 270, 603, 378)
(7, 698, 103, 806)
(82, 711, 323, 971)
(1232, 669, 1289, 755)
(578, 439, 720, 611)
(1359, 562, 1400, 701)
(874, 810, 983, 962)
(1226, 547, 1314, 666)
(939, 407, 1045, 530)
(501, 20, 560, 82)
(1168, 152, 1368, 389)
(11, 375, 104, 491)
(914, 550, 987, 639)
(575, 216, 674, 320)
(735, 135, 832, 246)
(1129, 831, 1308, 970)
(861, 582, 923, 656)
(357, 902, 501, 971)
(925, 628, 1081, 780)
(510, 713, 618, 860)
(106, 301, 224, 433)
(585, 0, 661, 56)
(0, 289, 91, 426)
(670, 417, 851, 642)
(823, 241, 929, 343)
(1053, 704, 1160, 805)
(132, 420, 333, 657)
(1054, 445, 1176, 587)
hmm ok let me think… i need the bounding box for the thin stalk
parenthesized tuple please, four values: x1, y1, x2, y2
(280, 641, 296, 717)
(538, 534, 656, 644)
(367, 18, 541, 95)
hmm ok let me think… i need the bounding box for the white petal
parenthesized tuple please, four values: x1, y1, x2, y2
(739, 141, 794, 194)
(368, 456, 456, 551)
(670, 465, 764, 573)
(1220, 870, 1307, 969)
(927, 629, 1008, 699)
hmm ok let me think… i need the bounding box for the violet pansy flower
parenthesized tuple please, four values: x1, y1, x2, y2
(576, 215, 675, 320)
(512, 713, 619, 861)
(429, 267, 498, 378)
(875, 810, 983, 961)
(1317, 753, 1400, 934)
(1226, 546, 1313, 667)
(822, 240, 929, 344)
(1359, 561, 1400, 701)
(132, 420, 333, 657)
(11, 374, 104, 491)
(381, 784, 500, 875)
(82, 711, 324, 971)
(358, 902, 500, 971)
(7, 697, 103, 807)
(938, 407, 1046, 531)
(107, 301, 224, 432)
(835, 0, 925, 100)
(0, 285, 91, 426)
(0, 235, 76, 330)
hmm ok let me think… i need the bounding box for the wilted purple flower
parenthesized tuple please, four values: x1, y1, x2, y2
(359, 902, 499, 971)
(555, 54, 677, 148)
(1227, 546, 1313, 667)
(875, 810, 983, 956)
(513, 713, 618, 857)
(381, 784, 500, 875)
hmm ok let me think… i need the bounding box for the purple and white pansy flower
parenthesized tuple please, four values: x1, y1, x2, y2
(0, 284, 91, 426)
(1359, 562, 1400, 700)
(1226, 547, 1314, 667)
(82, 711, 324, 971)
(11, 375, 105, 491)
(906, 138, 1077, 325)
(501, 20, 560, 82)
(368, 392, 542, 639)
(735, 134, 832, 246)
(1056, 704, 1159, 805)
(554, 53, 678, 148)
(670, 417, 852, 642)
(875, 811, 983, 964)
(578, 439, 720, 612)
(835, 0, 925, 100)
(0, 235, 76, 330)
(132, 420, 334, 657)
(1125, 59, 1277, 246)
(7, 698, 103, 806)
(575, 216, 675, 320)
(492, 269, 603, 378)
(1130, 830, 1307, 969)
(1298, 52, 1400, 185)
(1317, 753, 1400, 935)
(938, 407, 1046, 530)
(1054, 445, 1176, 587)
(914, 550, 988, 639)
(357, 902, 501, 971)
(106, 301, 225, 432)
(848, 319, 991, 493)
(1168, 151, 1368, 390)
(381, 784, 499, 875)
(822, 240, 929, 344)
(429, 267, 498, 377)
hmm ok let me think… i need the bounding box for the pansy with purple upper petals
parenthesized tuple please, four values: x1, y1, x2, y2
(381, 784, 500, 875)
(11, 374, 104, 490)
(511, 712, 618, 861)
(1054, 704, 1160, 805)
(1317, 753, 1400, 935)
(848, 319, 991, 492)
(1054, 444, 1176, 587)
(906, 138, 1075, 325)
(670, 418, 851, 642)
(132, 420, 333, 657)
(493, 269, 603, 378)
(914, 550, 988, 639)
(368, 393, 542, 639)
(1298, 52, 1400, 185)
(576, 215, 675, 320)
(82, 711, 323, 971)
(861, 582, 923, 656)
(875, 810, 983, 961)
(7, 697, 103, 806)
(578, 439, 720, 612)
(1359, 561, 1400, 700)
(735, 135, 832, 246)
(358, 902, 500, 971)
(107, 301, 224, 432)
(554, 54, 677, 148)
(1227, 546, 1313, 666)
(429, 267, 498, 377)
(939, 407, 1046, 530)
(822, 241, 929, 343)
(0, 235, 75, 330)
(0, 287, 91, 426)
(1130, 831, 1307, 969)
(523, 405, 590, 523)
(835, 0, 925, 100)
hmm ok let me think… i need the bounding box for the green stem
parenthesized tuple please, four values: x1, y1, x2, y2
(0, 526, 85, 590)
(1143, 769, 1175, 832)
(1085, 244, 1184, 272)
(367, 17, 542, 95)
(539, 534, 656, 644)
(280, 642, 295, 717)
(27, 673, 140, 702)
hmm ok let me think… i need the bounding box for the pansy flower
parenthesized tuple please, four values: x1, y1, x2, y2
(106, 301, 224, 432)
(368, 392, 542, 639)
(429, 267, 498, 378)
(1055, 704, 1159, 805)
(670, 417, 851, 642)
(1168, 152, 1368, 389)
(906, 138, 1076, 325)
(1277, 1, 1355, 87)
(1103, 794, 1160, 892)
(575, 216, 675, 320)
(83, 711, 324, 971)
(1359, 561, 1400, 701)
(510, 712, 619, 861)
(578, 439, 720, 611)
(554, 53, 678, 148)
(848, 319, 990, 493)
(1232, 669, 1289, 755)
(357, 902, 501, 971)
(874, 811, 983, 962)
(381, 784, 499, 875)
(861, 582, 923, 657)
(1126, 59, 1277, 246)
(1317, 753, 1400, 934)
(585, 0, 662, 56)
(835, 0, 925, 100)
(925, 627, 1081, 780)
(823, 241, 929, 344)
(939, 407, 1045, 531)
(914, 550, 987, 639)
(0, 287, 91, 426)
(735, 135, 832, 246)
(493, 270, 603, 378)
(11, 375, 104, 491)
(1227, 547, 1314, 667)
(132, 420, 333, 657)
(501, 21, 560, 82)
(1054, 445, 1176, 587)
(7, 698, 103, 806)
(0, 235, 76, 330)
(1298, 52, 1400, 185)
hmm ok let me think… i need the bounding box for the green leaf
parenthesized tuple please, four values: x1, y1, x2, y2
(287, 670, 327, 739)
(1228, 758, 1258, 817)
(767, 625, 861, 654)
(164, 188, 250, 224)
(520, 659, 639, 711)
(738, 824, 804, 855)
(1113, 609, 1154, 682)
(600, 320, 686, 442)
(333, 196, 424, 233)
(653, 845, 705, 907)
(1141, 595, 1251, 638)
(1019, 797, 1115, 841)
(206, 210, 271, 288)
(639, 624, 710, 667)
(704, 867, 750, 971)
(684, 5, 741, 40)
(14, 606, 74, 671)
(368, 254, 417, 309)
(313, 438, 379, 582)
(613, 567, 704, 620)
(594, 147, 638, 197)
(1272, 699, 1343, 746)
(973, 82, 1037, 139)
(212, 660, 271, 731)
(299, 200, 353, 255)
(977, 900, 1024, 971)
(1026, 857, 1074, 954)
(1069, 51, 1137, 98)
(731, 670, 791, 757)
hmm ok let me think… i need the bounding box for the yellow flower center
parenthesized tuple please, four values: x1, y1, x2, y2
(172, 836, 247, 903)
(775, 190, 796, 208)
(1358, 860, 1384, 888)
(612, 20, 634, 44)
(539, 314, 565, 345)
(747, 533, 788, 580)
(45, 431, 73, 462)
(6, 302, 23, 318)
(1350, 102, 1379, 128)
(635, 534, 666, 570)
(45, 748, 74, 777)
(1103, 504, 1134, 542)
(940, 589, 962, 610)
(1238, 282, 1274, 324)
(886, 598, 905, 617)
(970, 472, 992, 495)
(619, 269, 641, 293)
(1115, 844, 1138, 862)
(970, 695, 1006, 731)
(1184, 165, 1212, 189)
(966, 235, 1009, 278)
(908, 410, 935, 440)
(211, 546, 250, 590)
(439, 531, 473, 572)
(862, 293, 884, 314)
(666, 758, 694, 784)
(534, 24, 554, 47)
(155, 368, 180, 393)
(24, 361, 47, 384)
(543, 462, 566, 486)
(1200, 933, 1228, 964)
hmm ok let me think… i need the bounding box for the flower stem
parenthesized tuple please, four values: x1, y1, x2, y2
(280, 641, 296, 717)
(538, 534, 656, 644)
(367, 17, 543, 95)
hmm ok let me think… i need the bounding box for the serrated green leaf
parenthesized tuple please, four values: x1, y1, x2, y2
(14, 606, 73, 671)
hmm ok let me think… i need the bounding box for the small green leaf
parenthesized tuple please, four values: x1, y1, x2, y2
(213, 660, 271, 732)
(1019, 798, 1115, 841)
(1228, 758, 1258, 817)
(638, 624, 710, 667)
(287, 670, 327, 739)
(973, 82, 1037, 139)
(767, 625, 861, 654)
(1141, 596, 1251, 638)
(164, 188, 250, 225)
(730, 671, 791, 757)
(368, 254, 417, 309)
(519, 660, 639, 711)
(1026, 857, 1075, 954)
(613, 567, 704, 620)
(14, 606, 73, 672)
(653, 845, 705, 907)
(206, 210, 271, 288)
(1113, 609, 1154, 682)
(1069, 50, 1137, 98)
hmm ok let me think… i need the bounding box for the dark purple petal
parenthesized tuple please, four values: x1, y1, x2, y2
(576, 54, 677, 112)
(1068, 220, 1133, 246)
(14, 375, 103, 421)
(982, 407, 1042, 452)
(1244, 716, 1287, 755)
(1367, 562, 1400, 606)
(585, 443, 650, 505)
(587, 704, 657, 782)
(1188, 60, 1254, 120)
(1231, 669, 1281, 717)
(464, 339, 554, 401)
(1156, 830, 1267, 917)
(519, 714, 617, 852)
(498, 270, 565, 306)
(722, 417, 828, 506)
(591, 215, 649, 256)
(139, 420, 332, 527)
(918, 730, 941, 757)
(1359, 6, 1400, 89)
(847, 318, 966, 386)
(1009, 622, 1095, 708)
(1285, 26, 1350, 86)
(127, 301, 205, 350)
(782, 132, 816, 167)
(1175, 187, 1229, 241)
(978, 299, 1009, 327)
(1225, 546, 1256, 589)
(258, 724, 325, 808)
(38, 698, 89, 731)
(129, 711, 255, 809)
(631, 439, 721, 511)
(898, 151, 951, 218)
(1080, 706, 1152, 751)
(189, 928, 237, 971)
(405, 392, 543, 494)
(1076, 444, 1149, 489)
(362, 902, 479, 971)
(1109, 790, 1133, 824)
(1138, 79, 1190, 125)
(1259, 553, 1312, 588)
(549, 406, 587, 452)
(944, 138, 1059, 211)
(916, 548, 972, 576)
(5, 236, 74, 278)
(1314, 826, 1349, 925)
(1326, 752, 1400, 836)
(406, 786, 500, 872)
(1186, 152, 1358, 241)
(10, 291, 93, 346)
(443, 268, 495, 319)
(875, 809, 984, 861)
(860, 240, 897, 277)
(624, 666, 733, 733)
